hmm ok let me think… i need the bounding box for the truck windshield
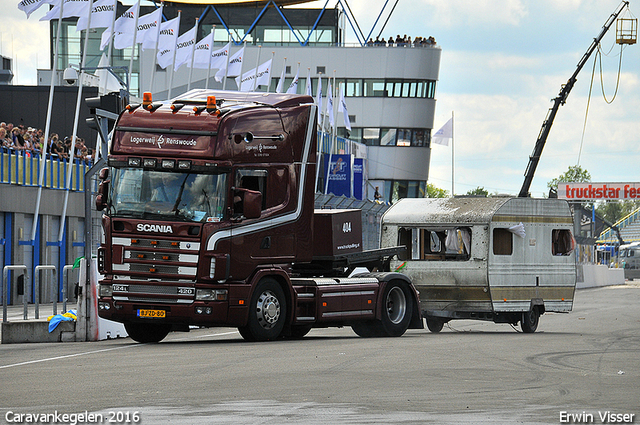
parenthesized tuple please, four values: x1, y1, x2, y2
(108, 167, 227, 222)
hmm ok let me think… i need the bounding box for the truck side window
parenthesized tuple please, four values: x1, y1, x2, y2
(493, 228, 513, 256)
(552, 229, 574, 256)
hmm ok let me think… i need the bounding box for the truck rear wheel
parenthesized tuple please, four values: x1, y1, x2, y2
(380, 282, 412, 337)
(125, 322, 171, 343)
(238, 278, 287, 342)
(521, 306, 540, 333)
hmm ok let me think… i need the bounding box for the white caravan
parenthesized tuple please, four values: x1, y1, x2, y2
(381, 197, 577, 333)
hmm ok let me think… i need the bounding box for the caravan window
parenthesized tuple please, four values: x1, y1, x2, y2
(552, 229, 574, 256)
(397, 227, 471, 260)
(493, 228, 513, 255)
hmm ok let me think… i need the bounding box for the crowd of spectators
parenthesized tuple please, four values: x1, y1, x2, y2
(366, 34, 436, 47)
(1, 121, 93, 164)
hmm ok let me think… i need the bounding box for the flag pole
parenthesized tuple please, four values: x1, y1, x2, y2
(59, 0, 96, 243)
(314, 74, 323, 192)
(127, 0, 141, 95)
(205, 25, 215, 89)
(451, 110, 455, 196)
(221, 34, 232, 90)
(187, 17, 199, 92)
(167, 10, 181, 99)
(148, 2, 164, 93)
(32, 0, 65, 242)
(251, 45, 261, 91)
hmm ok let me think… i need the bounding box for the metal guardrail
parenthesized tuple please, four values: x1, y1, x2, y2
(0, 148, 91, 191)
(34, 265, 57, 319)
(62, 265, 77, 313)
(2, 265, 28, 322)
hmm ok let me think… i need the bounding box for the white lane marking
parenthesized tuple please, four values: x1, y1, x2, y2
(0, 331, 240, 369)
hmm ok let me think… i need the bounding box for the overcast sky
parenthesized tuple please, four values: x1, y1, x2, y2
(3, 0, 639, 197)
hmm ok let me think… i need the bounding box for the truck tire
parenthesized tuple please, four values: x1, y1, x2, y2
(351, 322, 384, 337)
(288, 325, 312, 339)
(521, 306, 540, 333)
(238, 278, 287, 342)
(380, 282, 412, 337)
(125, 322, 171, 343)
(425, 316, 445, 333)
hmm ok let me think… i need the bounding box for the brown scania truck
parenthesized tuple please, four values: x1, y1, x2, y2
(94, 90, 422, 343)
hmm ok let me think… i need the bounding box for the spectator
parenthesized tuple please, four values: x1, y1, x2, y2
(387, 37, 394, 47)
(12, 128, 25, 150)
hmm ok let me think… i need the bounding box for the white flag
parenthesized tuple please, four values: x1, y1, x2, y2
(215, 46, 243, 82)
(316, 76, 322, 125)
(76, 0, 115, 32)
(286, 66, 299, 94)
(156, 16, 180, 69)
(40, 0, 90, 21)
(305, 69, 312, 96)
(275, 66, 285, 93)
(209, 42, 230, 70)
(134, 7, 162, 50)
(235, 58, 272, 92)
(173, 23, 197, 71)
(112, 1, 139, 50)
(327, 81, 334, 129)
(96, 52, 122, 94)
(191, 32, 213, 69)
(18, 0, 56, 19)
(432, 117, 453, 146)
(338, 86, 351, 131)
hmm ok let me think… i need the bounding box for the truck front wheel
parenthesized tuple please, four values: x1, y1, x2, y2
(238, 278, 287, 342)
(124, 322, 171, 343)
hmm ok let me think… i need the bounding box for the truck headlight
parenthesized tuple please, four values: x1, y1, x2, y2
(196, 289, 228, 301)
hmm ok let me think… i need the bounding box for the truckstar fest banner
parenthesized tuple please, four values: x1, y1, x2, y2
(558, 182, 640, 200)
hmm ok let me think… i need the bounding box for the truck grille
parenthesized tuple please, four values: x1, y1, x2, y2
(112, 237, 200, 282)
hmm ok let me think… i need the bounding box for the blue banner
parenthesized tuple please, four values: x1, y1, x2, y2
(324, 154, 351, 197)
(353, 158, 364, 200)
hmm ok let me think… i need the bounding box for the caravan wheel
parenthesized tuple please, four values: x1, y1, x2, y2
(521, 307, 540, 333)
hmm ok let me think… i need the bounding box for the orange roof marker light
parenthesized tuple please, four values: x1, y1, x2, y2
(142, 92, 162, 112)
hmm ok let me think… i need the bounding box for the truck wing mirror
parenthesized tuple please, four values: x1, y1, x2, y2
(234, 188, 262, 219)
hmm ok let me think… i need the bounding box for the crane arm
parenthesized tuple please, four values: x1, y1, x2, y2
(518, 1, 630, 198)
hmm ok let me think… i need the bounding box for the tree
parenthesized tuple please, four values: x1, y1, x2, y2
(596, 200, 640, 225)
(465, 186, 489, 197)
(547, 165, 591, 192)
(426, 183, 449, 198)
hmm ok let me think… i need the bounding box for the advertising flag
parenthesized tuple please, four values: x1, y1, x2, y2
(40, 0, 90, 21)
(115, 4, 157, 50)
(173, 22, 197, 71)
(338, 85, 351, 131)
(286, 66, 299, 94)
(432, 117, 452, 146)
(275, 65, 285, 93)
(235, 58, 272, 92)
(191, 32, 213, 69)
(76, 0, 115, 32)
(215, 46, 243, 82)
(305, 69, 312, 96)
(156, 15, 180, 69)
(209, 42, 230, 70)
(316, 75, 322, 125)
(135, 7, 162, 50)
(327, 81, 334, 129)
(19, 0, 57, 19)
(111, 1, 139, 49)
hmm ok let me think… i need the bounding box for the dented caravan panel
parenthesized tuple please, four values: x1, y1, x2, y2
(380, 197, 576, 322)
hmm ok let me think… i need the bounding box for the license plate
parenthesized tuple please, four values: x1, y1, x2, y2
(137, 309, 166, 318)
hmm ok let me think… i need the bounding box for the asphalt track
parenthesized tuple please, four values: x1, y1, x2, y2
(1, 283, 638, 424)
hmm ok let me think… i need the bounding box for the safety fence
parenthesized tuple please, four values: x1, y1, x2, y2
(0, 148, 91, 191)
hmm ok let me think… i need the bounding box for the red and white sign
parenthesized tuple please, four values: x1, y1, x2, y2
(558, 182, 640, 200)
